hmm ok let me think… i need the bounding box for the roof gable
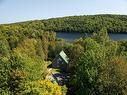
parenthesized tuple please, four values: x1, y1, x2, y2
(59, 50, 69, 64)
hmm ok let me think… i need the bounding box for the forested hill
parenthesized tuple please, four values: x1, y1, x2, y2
(1, 14, 127, 33)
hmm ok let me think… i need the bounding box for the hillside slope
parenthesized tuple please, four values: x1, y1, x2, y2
(1, 14, 127, 33)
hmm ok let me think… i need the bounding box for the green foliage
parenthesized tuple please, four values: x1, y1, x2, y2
(74, 38, 105, 95)
(0, 57, 10, 95)
(13, 38, 38, 58)
(70, 29, 127, 95)
(40, 15, 127, 33)
(1, 14, 127, 95)
(1, 15, 127, 34)
(0, 34, 10, 57)
(0, 24, 68, 94)
(93, 27, 110, 44)
(8, 53, 48, 95)
(98, 57, 127, 95)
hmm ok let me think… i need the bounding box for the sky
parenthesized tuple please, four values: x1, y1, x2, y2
(0, 0, 127, 24)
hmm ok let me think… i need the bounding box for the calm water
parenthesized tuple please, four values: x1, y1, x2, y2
(56, 32, 127, 41)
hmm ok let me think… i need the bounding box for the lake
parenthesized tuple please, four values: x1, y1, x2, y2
(56, 32, 127, 41)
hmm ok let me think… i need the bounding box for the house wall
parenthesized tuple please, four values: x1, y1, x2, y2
(52, 56, 68, 72)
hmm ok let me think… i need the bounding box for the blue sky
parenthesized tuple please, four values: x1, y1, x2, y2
(0, 0, 127, 24)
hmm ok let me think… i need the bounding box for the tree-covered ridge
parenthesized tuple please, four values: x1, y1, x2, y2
(1, 14, 127, 33)
(42, 14, 127, 33)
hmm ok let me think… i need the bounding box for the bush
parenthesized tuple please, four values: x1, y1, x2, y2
(23, 80, 67, 95)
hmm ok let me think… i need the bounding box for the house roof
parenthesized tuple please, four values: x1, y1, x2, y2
(59, 50, 69, 64)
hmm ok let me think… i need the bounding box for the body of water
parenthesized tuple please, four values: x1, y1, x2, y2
(56, 32, 127, 41)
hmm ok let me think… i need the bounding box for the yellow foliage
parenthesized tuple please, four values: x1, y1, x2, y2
(37, 80, 67, 95)
(10, 70, 27, 79)
(13, 38, 37, 58)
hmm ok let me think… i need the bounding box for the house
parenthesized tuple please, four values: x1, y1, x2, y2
(52, 50, 69, 72)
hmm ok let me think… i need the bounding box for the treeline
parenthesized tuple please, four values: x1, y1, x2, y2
(42, 14, 127, 33)
(1, 14, 127, 33)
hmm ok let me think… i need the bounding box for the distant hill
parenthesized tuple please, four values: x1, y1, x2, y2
(1, 14, 127, 33)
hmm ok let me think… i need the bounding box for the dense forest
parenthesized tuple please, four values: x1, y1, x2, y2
(1, 15, 127, 95)
(1, 14, 127, 33)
